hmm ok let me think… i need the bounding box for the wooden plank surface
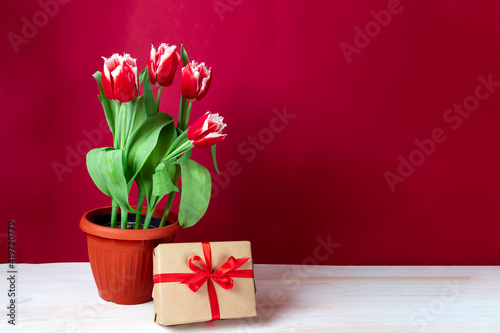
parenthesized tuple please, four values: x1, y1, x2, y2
(2, 263, 500, 332)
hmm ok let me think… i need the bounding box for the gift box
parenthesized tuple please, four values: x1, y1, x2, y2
(152, 241, 257, 326)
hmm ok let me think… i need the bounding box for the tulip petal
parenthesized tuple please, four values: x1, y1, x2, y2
(102, 55, 119, 100)
(193, 133, 226, 149)
(101, 66, 114, 100)
(207, 113, 226, 133)
(181, 61, 199, 100)
(195, 66, 212, 101)
(148, 45, 157, 85)
(156, 50, 179, 87)
(102, 53, 138, 103)
(187, 111, 210, 141)
(114, 60, 138, 103)
(149, 44, 180, 87)
(187, 112, 227, 148)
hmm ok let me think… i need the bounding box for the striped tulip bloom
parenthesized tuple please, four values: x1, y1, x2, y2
(187, 112, 227, 148)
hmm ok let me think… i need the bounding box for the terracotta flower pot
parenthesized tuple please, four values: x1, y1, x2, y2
(80, 206, 181, 305)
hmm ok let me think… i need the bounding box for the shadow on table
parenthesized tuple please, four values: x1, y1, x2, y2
(160, 280, 295, 331)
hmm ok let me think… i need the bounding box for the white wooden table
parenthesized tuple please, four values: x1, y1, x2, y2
(1, 263, 500, 332)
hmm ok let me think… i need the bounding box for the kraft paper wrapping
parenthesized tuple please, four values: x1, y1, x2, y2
(153, 241, 257, 326)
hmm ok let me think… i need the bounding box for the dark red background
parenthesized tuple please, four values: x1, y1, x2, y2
(2, 0, 500, 265)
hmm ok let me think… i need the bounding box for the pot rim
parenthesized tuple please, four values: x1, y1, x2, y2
(80, 206, 182, 241)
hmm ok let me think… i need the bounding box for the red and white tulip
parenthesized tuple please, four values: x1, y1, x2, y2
(187, 112, 227, 148)
(102, 53, 138, 103)
(181, 61, 212, 100)
(148, 43, 180, 87)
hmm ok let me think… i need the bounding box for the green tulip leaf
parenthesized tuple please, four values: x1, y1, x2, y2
(93, 71, 119, 137)
(149, 124, 177, 171)
(130, 95, 147, 135)
(180, 44, 189, 67)
(86, 147, 137, 213)
(86, 148, 111, 197)
(138, 67, 147, 86)
(211, 144, 220, 174)
(165, 130, 188, 156)
(138, 172, 156, 210)
(174, 150, 192, 165)
(100, 148, 136, 212)
(125, 112, 173, 183)
(116, 102, 132, 148)
(178, 159, 211, 228)
(135, 172, 146, 200)
(117, 96, 147, 149)
(137, 123, 177, 209)
(143, 68, 156, 117)
(153, 163, 180, 197)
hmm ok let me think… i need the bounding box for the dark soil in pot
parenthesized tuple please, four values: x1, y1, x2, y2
(91, 214, 171, 229)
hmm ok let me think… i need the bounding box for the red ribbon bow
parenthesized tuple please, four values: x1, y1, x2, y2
(153, 242, 254, 321)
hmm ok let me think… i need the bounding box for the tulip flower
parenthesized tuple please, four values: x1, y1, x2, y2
(181, 61, 212, 100)
(148, 43, 180, 87)
(102, 53, 138, 103)
(187, 112, 227, 148)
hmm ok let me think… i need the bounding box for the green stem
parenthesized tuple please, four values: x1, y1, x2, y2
(113, 103, 120, 148)
(135, 191, 145, 229)
(111, 200, 119, 228)
(165, 130, 189, 156)
(156, 86, 162, 112)
(178, 95, 188, 130)
(159, 193, 175, 227)
(164, 140, 193, 163)
(143, 210, 153, 229)
(121, 209, 128, 229)
(120, 103, 127, 148)
(160, 166, 181, 227)
(183, 100, 193, 129)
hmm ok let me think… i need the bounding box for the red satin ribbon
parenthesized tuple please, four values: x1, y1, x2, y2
(153, 242, 254, 321)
